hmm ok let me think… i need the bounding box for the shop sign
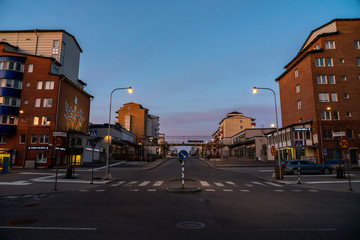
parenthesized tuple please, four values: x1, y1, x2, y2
(28, 146, 49, 150)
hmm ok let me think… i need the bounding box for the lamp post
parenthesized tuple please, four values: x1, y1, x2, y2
(252, 87, 282, 179)
(104, 87, 133, 180)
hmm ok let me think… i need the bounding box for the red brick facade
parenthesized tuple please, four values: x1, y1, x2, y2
(276, 19, 360, 164)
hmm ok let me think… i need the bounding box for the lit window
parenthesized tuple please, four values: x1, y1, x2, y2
(328, 75, 335, 84)
(297, 100, 301, 109)
(333, 111, 340, 121)
(33, 116, 39, 125)
(330, 93, 338, 102)
(355, 40, 360, 49)
(35, 98, 41, 107)
(319, 93, 329, 102)
(326, 58, 333, 66)
(37, 81, 43, 90)
(41, 116, 51, 125)
(296, 84, 300, 93)
(325, 41, 335, 49)
(27, 64, 33, 73)
(317, 75, 327, 84)
(315, 58, 325, 67)
(320, 111, 331, 120)
(295, 69, 299, 78)
(44, 81, 54, 90)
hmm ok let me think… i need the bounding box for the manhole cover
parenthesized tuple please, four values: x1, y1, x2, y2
(5, 219, 38, 226)
(176, 221, 206, 230)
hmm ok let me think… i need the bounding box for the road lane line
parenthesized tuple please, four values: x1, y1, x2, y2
(205, 189, 215, 192)
(139, 181, 150, 187)
(265, 182, 283, 187)
(251, 181, 265, 186)
(223, 189, 233, 192)
(240, 190, 250, 192)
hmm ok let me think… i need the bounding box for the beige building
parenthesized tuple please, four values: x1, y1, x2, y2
(213, 112, 255, 157)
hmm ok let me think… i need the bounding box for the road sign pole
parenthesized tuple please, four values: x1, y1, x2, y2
(182, 160, 185, 189)
(346, 150, 353, 192)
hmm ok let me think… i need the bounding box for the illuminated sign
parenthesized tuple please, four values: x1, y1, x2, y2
(293, 128, 311, 131)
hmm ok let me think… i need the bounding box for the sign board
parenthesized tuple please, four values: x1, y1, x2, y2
(53, 132, 67, 137)
(339, 139, 350, 149)
(293, 128, 311, 131)
(178, 150, 188, 161)
(271, 146, 277, 156)
(28, 146, 49, 150)
(89, 129, 98, 139)
(294, 140, 304, 150)
(333, 132, 346, 137)
(54, 137, 64, 147)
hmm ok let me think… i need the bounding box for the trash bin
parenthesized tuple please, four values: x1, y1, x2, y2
(336, 167, 345, 178)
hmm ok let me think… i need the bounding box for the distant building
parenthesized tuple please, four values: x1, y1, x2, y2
(0, 30, 92, 168)
(213, 112, 256, 157)
(275, 19, 360, 165)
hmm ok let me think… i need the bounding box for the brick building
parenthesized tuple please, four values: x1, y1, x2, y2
(275, 19, 360, 165)
(0, 30, 92, 168)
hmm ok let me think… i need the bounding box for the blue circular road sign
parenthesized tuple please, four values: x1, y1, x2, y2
(178, 150, 188, 161)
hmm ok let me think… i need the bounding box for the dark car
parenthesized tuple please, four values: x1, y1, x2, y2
(281, 160, 332, 175)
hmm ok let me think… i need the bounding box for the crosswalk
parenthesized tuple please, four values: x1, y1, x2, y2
(78, 180, 320, 193)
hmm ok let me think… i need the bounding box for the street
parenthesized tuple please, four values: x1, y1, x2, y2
(1, 158, 359, 240)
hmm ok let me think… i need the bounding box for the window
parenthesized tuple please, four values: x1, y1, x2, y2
(341, 76, 347, 81)
(43, 98, 53, 108)
(333, 111, 340, 121)
(31, 134, 37, 144)
(330, 93, 338, 102)
(295, 69, 299, 78)
(0, 135, 6, 144)
(344, 93, 349, 99)
(25, 82, 30, 87)
(319, 93, 329, 102)
(327, 58, 333, 66)
(296, 84, 300, 93)
(41, 116, 51, 125)
(328, 75, 335, 84)
(44, 81, 54, 90)
(321, 111, 331, 120)
(1, 115, 7, 124)
(36, 153, 47, 163)
(39, 134, 49, 144)
(325, 41, 335, 49)
(314, 44, 320, 50)
(37, 81, 43, 90)
(52, 40, 59, 59)
(339, 58, 345, 63)
(323, 129, 333, 139)
(297, 100, 301, 109)
(315, 58, 325, 67)
(23, 99, 28, 105)
(27, 64, 33, 73)
(357, 58, 360, 66)
(35, 98, 41, 107)
(33, 116, 39, 125)
(347, 129, 354, 139)
(317, 75, 327, 84)
(19, 134, 26, 144)
(355, 41, 360, 49)
(346, 112, 352, 118)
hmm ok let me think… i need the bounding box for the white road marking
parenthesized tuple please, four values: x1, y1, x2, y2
(226, 181, 236, 186)
(0, 181, 32, 186)
(153, 181, 163, 187)
(111, 181, 125, 187)
(265, 182, 283, 187)
(308, 190, 319, 192)
(126, 181, 138, 186)
(240, 190, 250, 192)
(251, 181, 265, 186)
(139, 181, 150, 187)
(200, 181, 210, 187)
(130, 189, 139, 192)
(206, 189, 215, 192)
(147, 189, 156, 192)
(223, 189, 233, 192)
(305, 180, 360, 184)
(274, 190, 285, 192)
(214, 182, 225, 187)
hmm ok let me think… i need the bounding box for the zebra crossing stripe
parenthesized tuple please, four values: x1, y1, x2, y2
(126, 181, 138, 186)
(252, 181, 265, 186)
(139, 181, 150, 187)
(111, 181, 125, 187)
(153, 181, 163, 187)
(214, 182, 225, 187)
(223, 189, 233, 192)
(265, 182, 283, 187)
(240, 190, 250, 192)
(200, 181, 210, 187)
(226, 181, 236, 186)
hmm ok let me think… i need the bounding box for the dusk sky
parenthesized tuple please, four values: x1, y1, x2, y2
(1, 0, 359, 136)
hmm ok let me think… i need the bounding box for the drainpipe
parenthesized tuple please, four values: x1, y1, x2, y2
(55, 76, 66, 131)
(34, 30, 39, 55)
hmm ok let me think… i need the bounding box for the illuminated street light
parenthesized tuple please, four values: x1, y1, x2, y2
(104, 87, 133, 180)
(252, 86, 282, 179)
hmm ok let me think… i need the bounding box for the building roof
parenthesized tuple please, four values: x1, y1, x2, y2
(276, 18, 360, 82)
(0, 29, 83, 52)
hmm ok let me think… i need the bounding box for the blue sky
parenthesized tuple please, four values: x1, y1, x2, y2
(1, 0, 359, 136)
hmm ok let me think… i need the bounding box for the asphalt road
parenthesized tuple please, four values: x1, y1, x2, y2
(1, 158, 359, 240)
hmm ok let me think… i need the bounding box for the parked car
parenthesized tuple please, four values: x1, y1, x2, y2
(281, 160, 332, 175)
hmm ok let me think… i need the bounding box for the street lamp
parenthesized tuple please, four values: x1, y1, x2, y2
(252, 86, 282, 179)
(104, 87, 133, 180)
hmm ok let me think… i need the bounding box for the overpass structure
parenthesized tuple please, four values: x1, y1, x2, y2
(143, 136, 213, 146)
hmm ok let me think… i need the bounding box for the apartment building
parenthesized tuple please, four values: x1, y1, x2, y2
(275, 19, 360, 165)
(0, 30, 92, 168)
